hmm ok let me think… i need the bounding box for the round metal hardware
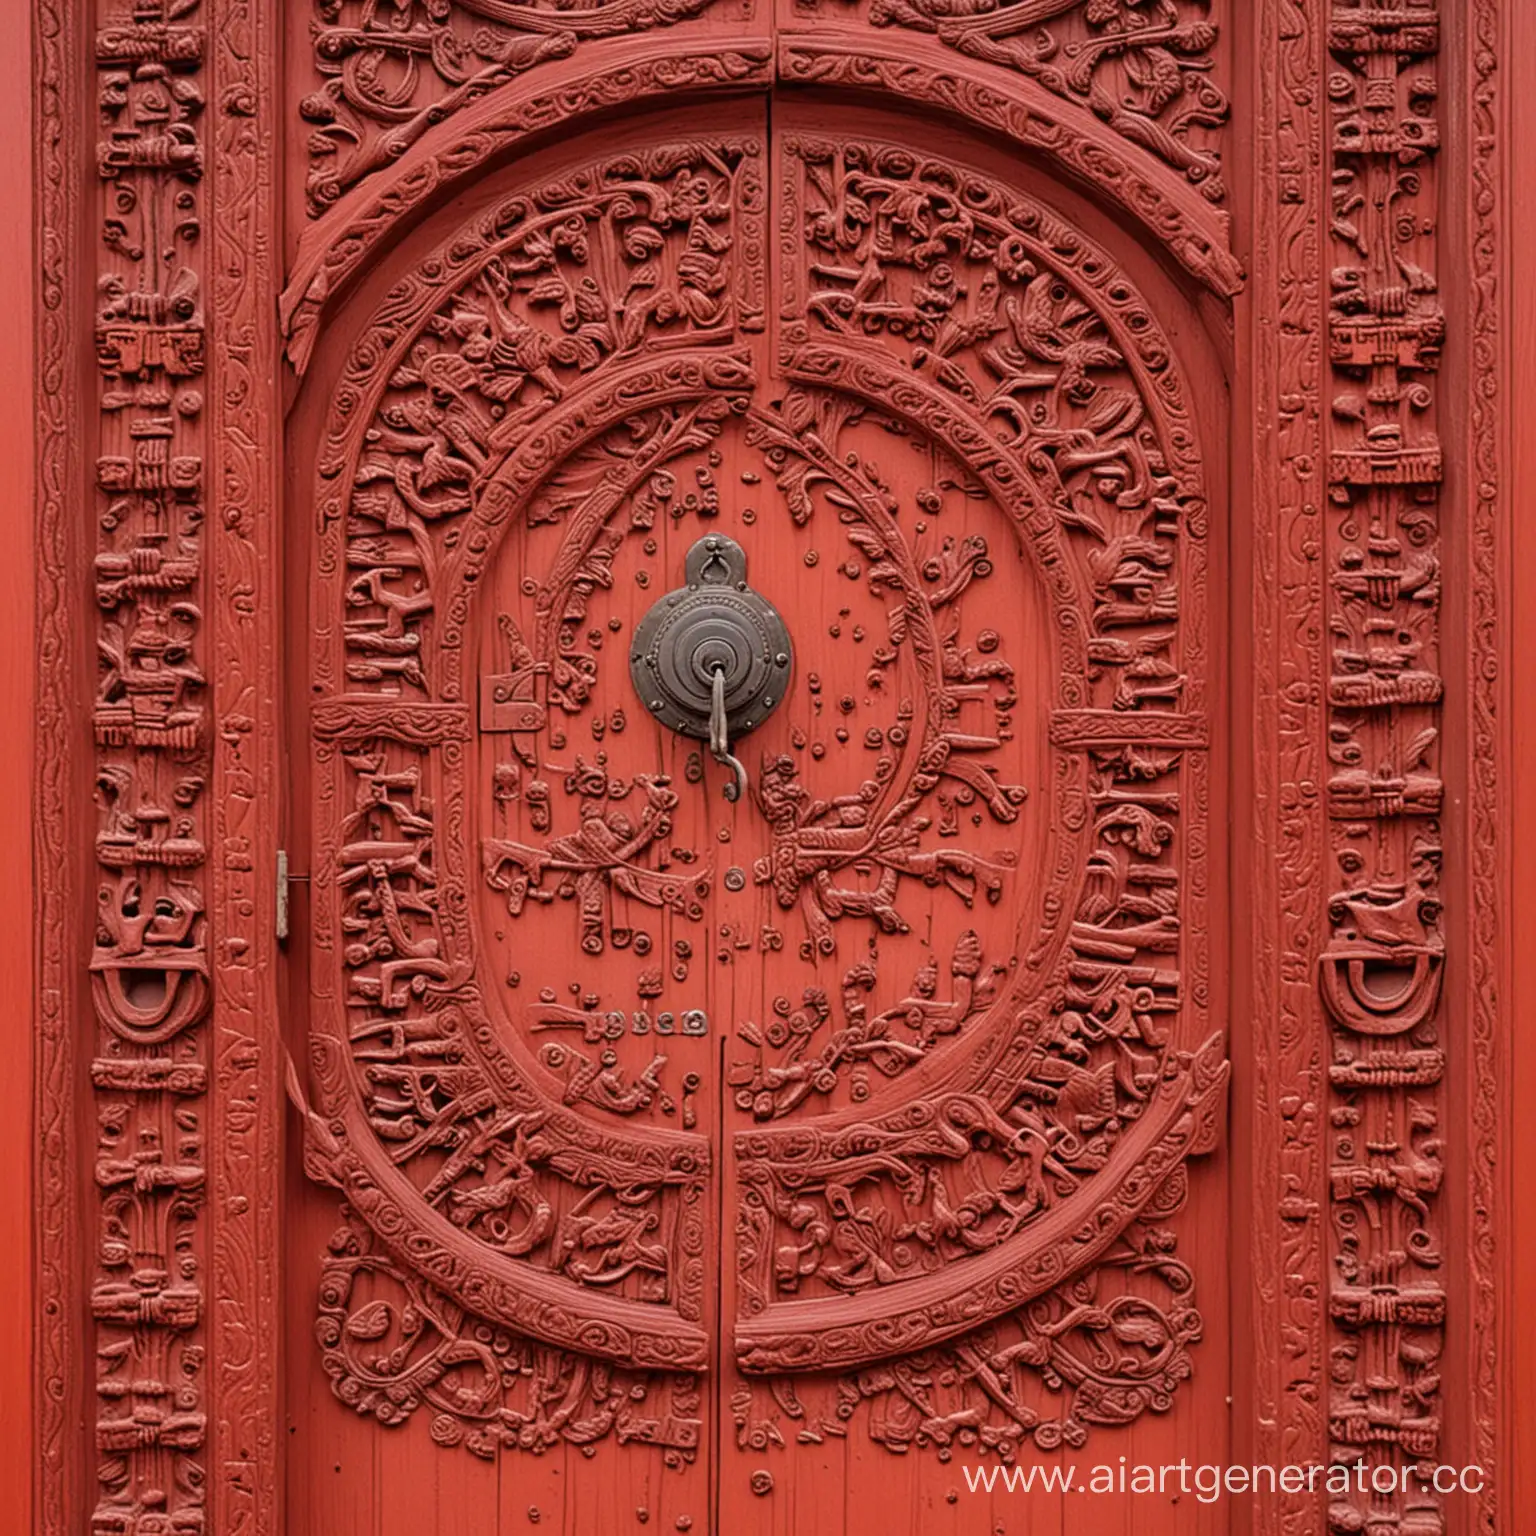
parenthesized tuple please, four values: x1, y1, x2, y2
(629, 535, 792, 744)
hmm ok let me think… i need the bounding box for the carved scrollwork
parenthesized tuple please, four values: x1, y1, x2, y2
(776, 40, 1240, 300)
(788, 0, 1228, 206)
(301, 0, 734, 214)
(729, 930, 1008, 1120)
(318, 1209, 705, 1462)
(732, 1202, 1205, 1461)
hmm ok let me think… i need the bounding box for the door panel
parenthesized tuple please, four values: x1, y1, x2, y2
(287, 91, 1228, 1535)
(715, 106, 1229, 1534)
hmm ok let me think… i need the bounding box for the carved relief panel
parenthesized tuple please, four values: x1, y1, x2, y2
(285, 83, 1228, 1527)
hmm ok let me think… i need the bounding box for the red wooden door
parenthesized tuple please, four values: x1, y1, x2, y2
(27, 0, 1523, 1533)
(282, 77, 1232, 1531)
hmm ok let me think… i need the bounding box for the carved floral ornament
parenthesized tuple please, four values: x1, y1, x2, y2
(296, 122, 1225, 1467)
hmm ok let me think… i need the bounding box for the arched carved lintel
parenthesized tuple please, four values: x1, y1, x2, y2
(282, 36, 1242, 376)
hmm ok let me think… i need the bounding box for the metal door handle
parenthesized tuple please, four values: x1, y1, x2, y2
(630, 535, 792, 804)
(708, 664, 750, 803)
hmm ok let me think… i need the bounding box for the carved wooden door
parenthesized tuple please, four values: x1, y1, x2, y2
(284, 80, 1231, 1531)
(31, 0, 1519, 1531)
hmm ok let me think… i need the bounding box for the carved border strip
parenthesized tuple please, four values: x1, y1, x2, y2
(1465, 0, 1505, 1527)
(1248, 0, 1328, 1527)
(34, 0, 87, 1527)
(209, 0, 282, 1529)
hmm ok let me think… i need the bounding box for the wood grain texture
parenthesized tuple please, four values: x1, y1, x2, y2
(2, 16, 36, 1536)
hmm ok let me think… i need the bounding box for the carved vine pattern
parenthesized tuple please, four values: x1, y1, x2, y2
(317, 1209, 706, 1462)
(790, 0, 1228, 205)
(732, 1203, 1203, 1459)
(277, 37, 1246, 382)
(1466, 0, 1503, 1527)
(297, 1, 1226, 218)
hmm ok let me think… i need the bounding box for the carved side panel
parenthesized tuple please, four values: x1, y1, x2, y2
(88, 2, 213, 1531)
(711, 125, 1225, 1465)
(300, 137, 770, 1465)
(1320, 3, 1447, 1531)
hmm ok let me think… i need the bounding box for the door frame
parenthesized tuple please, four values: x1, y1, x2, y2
(21, 1, 1533, 1530)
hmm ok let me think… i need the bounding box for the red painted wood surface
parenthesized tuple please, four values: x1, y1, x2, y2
(2, 27, 35, 1536)
(24, 1, 1530, 1533)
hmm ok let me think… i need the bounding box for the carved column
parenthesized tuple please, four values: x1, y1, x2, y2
(33, 0, 286, 1530)
(87, 4, 215, 1531)
(1319, 5, 1448, 1530)
(1248, 0, 1505, 1531)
